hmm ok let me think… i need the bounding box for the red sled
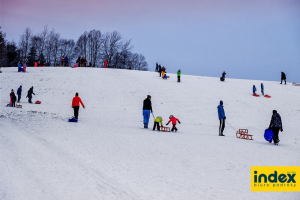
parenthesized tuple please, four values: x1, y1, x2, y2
(264, 95, 271, 98)
(35, 101, 41, 104)
(253, 94, 260, 97)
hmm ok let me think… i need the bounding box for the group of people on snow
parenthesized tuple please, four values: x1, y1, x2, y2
(7, 85, 35, 107)
(142, 95, 181, 132)
(17, 61, 27, 72)
(76, 56, 88, 67)
(60, 56, 69, 66)
(155, 63, 181, 82)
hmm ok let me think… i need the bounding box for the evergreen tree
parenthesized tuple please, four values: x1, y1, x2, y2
(27, 46, 37, 66)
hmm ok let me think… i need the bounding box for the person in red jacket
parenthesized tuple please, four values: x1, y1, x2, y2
(72, 93, 85, 119)
(166, 115, 181, 132)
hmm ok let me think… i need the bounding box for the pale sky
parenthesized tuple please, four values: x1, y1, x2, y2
(2, 0, 300, 82)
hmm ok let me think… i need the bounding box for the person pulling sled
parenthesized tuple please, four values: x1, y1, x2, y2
(268, 110, 283, 145)
(166, 115, 181, 132)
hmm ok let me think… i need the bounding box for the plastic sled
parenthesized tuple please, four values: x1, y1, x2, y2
(253, 94, 260, 97)
(264, 129, 273, 142)
(264, 95, 271, 98)
(35, 101, 41, 104)
(69, 118, 78, 122)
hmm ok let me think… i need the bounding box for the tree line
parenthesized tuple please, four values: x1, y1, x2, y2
(0, 26, 148, 71)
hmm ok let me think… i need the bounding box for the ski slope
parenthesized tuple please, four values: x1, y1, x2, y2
(0, 67, 299, 200)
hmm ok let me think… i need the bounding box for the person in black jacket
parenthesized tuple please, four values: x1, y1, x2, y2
(17, 85, 22, 102)
(269, 110, 283, 145)
(280, 72, 286, 85)
(26, 86, 35, 103)
(220, 71, 226, 81)
(10, 89, 17, 107)
(143, 95, 153, 128)
(158, 65, 162, 77)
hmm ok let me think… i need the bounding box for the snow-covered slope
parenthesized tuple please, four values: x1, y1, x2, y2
(0, 67, 299, 200)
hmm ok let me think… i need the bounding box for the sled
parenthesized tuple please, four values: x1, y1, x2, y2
(253, 94, 260, 97)
(16, 104, 22, 108)
(292, 82, 300, 86)
(160, 126, 170, 132)
(264, 129, 273, 142)
(35, 101, 41, 104)
(264, 95, 271, 98)
(68, 118, 78, 122)
(236, 129, 253, 140)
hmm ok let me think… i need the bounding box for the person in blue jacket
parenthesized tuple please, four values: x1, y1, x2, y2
(17, 61, 22, 72)
(261, 83, 264, 96)
(17, 85, 22, 103)
(64, 56, 69, 66)
(217, 100, 226, 136)
(253, 85, 257, 95)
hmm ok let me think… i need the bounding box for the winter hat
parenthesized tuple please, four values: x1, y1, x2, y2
(147, 95, 151, 98)
(169, 115, 173, 119)
(220, 101, 223, 106)
(273, 110, 277, 114)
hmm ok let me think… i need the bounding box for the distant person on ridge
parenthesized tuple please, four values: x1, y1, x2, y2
(72, 93, 85, 119)
(253, 85, 257, 95)
(280, 72, 286, 85)
(17, 61, 22, 72)
(217, 100, 226, 136)
(17, 85, 22, 103)
(220, 71, 226, 81)
(26, 86, 35, 103)
(177, 69, 181, 82)
(143, 95, 152, 128)
(268, 110, 283, 145)
(64, 55, 69, 66)
(158, 65, 162, 77)
(261, 83, 264, 96)
(156, 62, 158, 72)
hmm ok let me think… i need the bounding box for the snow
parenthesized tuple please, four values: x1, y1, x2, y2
(0, 67, 299, 200)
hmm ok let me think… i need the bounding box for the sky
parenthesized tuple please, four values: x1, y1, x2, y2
(2, 0, 300, 82)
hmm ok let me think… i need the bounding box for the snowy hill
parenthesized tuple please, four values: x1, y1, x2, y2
(0, 67, 299, 200)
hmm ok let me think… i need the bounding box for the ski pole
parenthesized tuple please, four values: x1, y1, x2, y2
(226, 120, 237, 131)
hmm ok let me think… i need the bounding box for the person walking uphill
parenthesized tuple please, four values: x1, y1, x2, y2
(143, 95, 153, 128)
(26, 86, 35, 103)
(177, 69, 181, 82)
(269, 110, 283, 145)
(72, 93, 85, 119)
(217, 101, 226, 136)
(17, 85, 22, 102)
(166, 115, 181, 132)
(261, 83, 264, 96)
(281, 72, 286, 85)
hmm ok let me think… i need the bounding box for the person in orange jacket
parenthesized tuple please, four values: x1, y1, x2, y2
(72, 93, 85, 119)
(166, 115, 181, 132)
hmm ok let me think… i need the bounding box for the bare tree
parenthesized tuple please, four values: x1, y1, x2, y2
(19, 27, 32, 62)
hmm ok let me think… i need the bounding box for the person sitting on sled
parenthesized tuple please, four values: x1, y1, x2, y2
(166, 115, 181, 132)
(163, 72, 168, 79)
(153, 116, 163, 131)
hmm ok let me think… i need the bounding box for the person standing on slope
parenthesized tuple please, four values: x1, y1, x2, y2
(220, 71, 226, 81)
(158, 65, 162, 77)
(72, 93, 85, 119)
(280, 72, 286, 85)
(156, 62, 158, 72)
(10, 89, 17, 107)
(217, 100, 226, 136)
(177, 69, 181, 82)
(17, 85, 22, 103)
(26, 86, 35, 103)
(269, 110, 283, 145)
(253, 85, 257, 95)
(261, 83, 264, 96)
(143, 95, 152, 128)
(166, 115, 181, 132)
